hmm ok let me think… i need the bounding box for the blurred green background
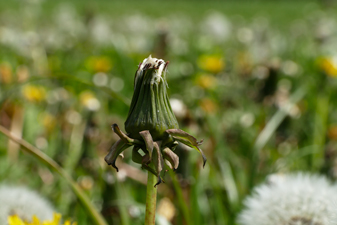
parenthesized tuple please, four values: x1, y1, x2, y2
(1, 0, 337, 224)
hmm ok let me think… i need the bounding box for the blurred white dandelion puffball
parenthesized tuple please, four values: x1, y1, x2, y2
(238, 173, 337, 225)
(0, 185, 54, 224)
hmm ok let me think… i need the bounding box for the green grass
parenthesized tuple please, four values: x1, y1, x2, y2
(1, 1, 336, 224)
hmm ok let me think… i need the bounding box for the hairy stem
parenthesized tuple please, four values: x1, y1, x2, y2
(145, 171, 157, 225)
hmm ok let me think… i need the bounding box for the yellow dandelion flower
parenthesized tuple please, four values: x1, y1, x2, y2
(197, 55, 224, 74)
(78, 176, 94, 190)
(22, 85, 46, 102)
(328, 125, 337, 140)
(8, 213, 76, 225)
(86, 56, 112, 73)
(318, 57, 337, 77)
(30, 215, 40, 225)
(8, 215, 25, 225)
(0, 62, 13, 84)
(41, 113, 57, 132)
(79, 90, 101, 111)
(195, 74, 217, 89)
(199, 98, 218, 114)
(17, 65, 30, 83)
(46, 213, 61, 225)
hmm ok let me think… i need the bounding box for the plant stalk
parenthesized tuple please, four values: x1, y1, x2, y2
(312, 94, 329, 170)
(145, 171, 157, 225)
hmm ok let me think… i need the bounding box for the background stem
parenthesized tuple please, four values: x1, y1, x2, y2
(312, 94, 329, 170)
(145, 172, 157, 225)
(168, 169, 191, 225)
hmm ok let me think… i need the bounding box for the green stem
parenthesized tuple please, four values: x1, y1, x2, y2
(145, 171, 157, 225)
(312, 94, 329, 170)
(0, 125, 108, 225)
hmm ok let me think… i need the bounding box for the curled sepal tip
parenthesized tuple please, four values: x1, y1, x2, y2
(166, 129, 207, 167)
(104, 139, 131, 172)
(152, 142, 163, 186)
(139, 130, 154, 159)
(162, 147, 179, 170)
(142, 164, 164, 187)
(111, 124, 142, 145)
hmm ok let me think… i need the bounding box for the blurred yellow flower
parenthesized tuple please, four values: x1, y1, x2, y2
(78, 176, 94, 190)
(41, 113, 57, 132)
(0, 62, 13, 84)
(157, 197, 176, 222)
(318, 57, 337, 77)
(195, 74, 217, 89)
(17, 65, 30, 83)
(86, 56, 112, 73)
(197, 55, 224, 74)
(79, 91, 101, 111)
(8, 213, 76, 225)
(22, 85, 46, 102)
(199, 98, 218, 114)
(328, 125, 337, 140)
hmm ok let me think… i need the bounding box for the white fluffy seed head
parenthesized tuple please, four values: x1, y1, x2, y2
(238, 173, 337, 225)
(0, 185, 55, 224)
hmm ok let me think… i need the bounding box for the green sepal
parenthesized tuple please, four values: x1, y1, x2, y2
(166, 129, 207, 167)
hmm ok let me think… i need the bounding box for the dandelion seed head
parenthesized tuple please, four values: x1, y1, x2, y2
(0, 185, 54, 225)
(238, 173, 337, 225)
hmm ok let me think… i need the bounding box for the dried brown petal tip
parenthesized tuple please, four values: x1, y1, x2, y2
(139, 130, 154, 158)
(104, 139, 130, 172)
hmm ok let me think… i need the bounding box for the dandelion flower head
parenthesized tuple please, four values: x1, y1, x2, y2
(8, 213, 77, 225)
(197, 54, 224, 74)
(318, 56, 337, 77)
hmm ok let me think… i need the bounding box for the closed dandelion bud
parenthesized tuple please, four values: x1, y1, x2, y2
(105, 55, 206, 186)
(125, 55, 179, 141)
